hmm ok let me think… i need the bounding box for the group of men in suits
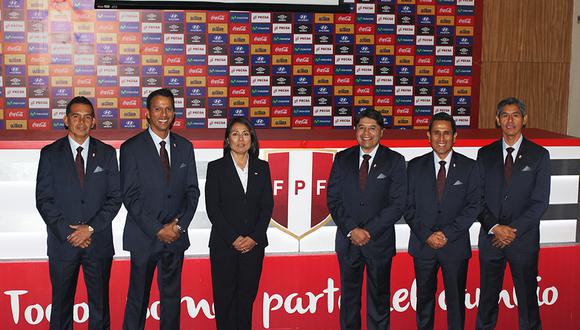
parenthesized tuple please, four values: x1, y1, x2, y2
(328, 98, 550, 330)
(36, 88, 200, 330)
(36, 92, 549, 330)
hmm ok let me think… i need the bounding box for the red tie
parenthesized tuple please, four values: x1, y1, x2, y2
(504, 147, 514, 184)
(436, 160, 446, 202)
(359, 154, 371, 191)
(75, 146, 85, 190)
(159, 141, 170, 182)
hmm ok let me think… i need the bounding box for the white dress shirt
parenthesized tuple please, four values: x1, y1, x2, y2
(68, 135, 89, 171)
(231, 152, 249, 193)
(148, 127, 171, 164)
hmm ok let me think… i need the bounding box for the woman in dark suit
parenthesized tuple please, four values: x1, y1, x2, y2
(205, 117, 274, 330)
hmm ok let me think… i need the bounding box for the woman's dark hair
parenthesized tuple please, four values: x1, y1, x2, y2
(223, 117, 260, 158)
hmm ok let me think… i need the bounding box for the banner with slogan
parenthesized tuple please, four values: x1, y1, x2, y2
(0, 247, 578, 329)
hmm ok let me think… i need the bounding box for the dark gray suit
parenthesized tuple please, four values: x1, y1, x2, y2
(36, 136, 122, 329)
(476, 138, 550, 330)
(121, 130, 199, 330)
(327, 145, 406, 330)
(405, 151, 480, 330)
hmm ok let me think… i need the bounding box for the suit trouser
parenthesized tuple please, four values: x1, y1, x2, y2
(337, 252, 392, 330)
(210, 246, 264, 330)
(123, 249, 184, 330)
(49, 254, 112, 330)
(413, 257, 468, 330)
(476, 250, 541, 330)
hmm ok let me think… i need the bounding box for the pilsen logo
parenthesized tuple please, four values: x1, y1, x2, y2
(266, 150, 334, 239)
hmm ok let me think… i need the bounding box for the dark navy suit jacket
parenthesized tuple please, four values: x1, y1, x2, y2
(36, 136, 122, 260)
(405, 151, 480, 260)
(327, 145, 407, 259)
(204, 153, 274, 250)
(477, 138, 550, 260)
(120, 131, 200, 254)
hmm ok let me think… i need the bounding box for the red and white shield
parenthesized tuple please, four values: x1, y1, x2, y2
(266, 150, 334, 239)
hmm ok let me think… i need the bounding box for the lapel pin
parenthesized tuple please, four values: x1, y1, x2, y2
(173, 143, 176, 148)
(373, 164, 377, 168)
(254, 172, 258, 175)
(518, 155, 522, 159)
(92, 153, 95, 158)
(453, 163, 456, 167)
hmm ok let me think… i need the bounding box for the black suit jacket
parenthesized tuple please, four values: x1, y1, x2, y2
(477, 138, 550, 259)
(205, 153, 274, 250)
(327, 145, 407, 259)
(36, 136, 122, 260)
(120, 130, 200, 254)
(405, 151, 480, 260)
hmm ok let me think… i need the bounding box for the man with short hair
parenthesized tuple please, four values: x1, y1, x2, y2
(476, 97, 550, 330)
(327, 109, 407, 329)
(36, 96, 122, 329)
(121, 88, 200, 329)
(405, 112, 480, 330)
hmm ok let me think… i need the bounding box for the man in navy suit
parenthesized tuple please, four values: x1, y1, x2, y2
(327, 109, 407, 330)
(36, 96, 122, 329)
(405, 113, 480, 330)
(121, 88, 200, 329)
(476, 98, 550, 330)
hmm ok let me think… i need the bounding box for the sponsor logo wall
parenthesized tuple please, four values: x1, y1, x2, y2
(0, 0, 479, 130)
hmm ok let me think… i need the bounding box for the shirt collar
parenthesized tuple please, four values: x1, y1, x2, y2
(502, 134, 523, 154)
(148, 127, 170, 146)
(68, 135, 90, 152)
(359, 144, 379, 159)
(433, 150, 453, 165)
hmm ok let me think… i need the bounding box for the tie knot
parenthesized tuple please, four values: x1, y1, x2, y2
(362, 154, 371, 161)
(160, 141, 166, 148)
(76, 146, 83, 153)
(439, 160, 446, 166)
(506, 147, 514, 154)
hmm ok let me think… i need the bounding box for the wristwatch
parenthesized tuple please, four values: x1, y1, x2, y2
(87, 225, 94, 233)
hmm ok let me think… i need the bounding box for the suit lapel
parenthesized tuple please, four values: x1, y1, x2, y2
(226, 152, 248, 196)
(142, 131, 166, 185)
(442, 152, 459, 202)
(246, 157, 259, 197)
(423, 153, 439, 204)
(85, 138, 98, 180)
(58, 137, 83, 191)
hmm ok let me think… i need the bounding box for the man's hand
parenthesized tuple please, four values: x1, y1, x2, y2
(426, 231, 448, 249)
(233, 236, 257, 253)
(491, 225, 517, 248)
(157, 219, 180, 244)
(68, 225, 93, 248)
(350, 228, 371, 247)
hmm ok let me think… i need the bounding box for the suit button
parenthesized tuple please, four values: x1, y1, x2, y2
(359, 202, 365, 206)
(504, 195, 508, 200)
(437, 210, 442, 214)
(167, 194, 172, 199)
(80, 200, 84, 204)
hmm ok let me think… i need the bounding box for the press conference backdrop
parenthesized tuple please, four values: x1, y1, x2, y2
(0, 0, 482, 130)
(0, 139, 578, 329)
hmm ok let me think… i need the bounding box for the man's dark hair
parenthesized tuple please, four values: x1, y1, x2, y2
(146, 88, 175, 111)
(66, 96, 95, 117)
(496, 97, 526, 117)
(223, 117, 260, 158)
(354, 109, 385, 129)
(429, 112, 457, 134)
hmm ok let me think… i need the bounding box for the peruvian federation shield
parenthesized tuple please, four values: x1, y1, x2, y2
(266, 150, 334, 239)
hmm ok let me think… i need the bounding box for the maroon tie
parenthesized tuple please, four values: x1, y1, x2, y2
(359, 154, 371, 191)
(436, 160, 446, 202)
(504, 147, 514, 184)
(159, 141, 170, 182)
(75, 146, 85, 190)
